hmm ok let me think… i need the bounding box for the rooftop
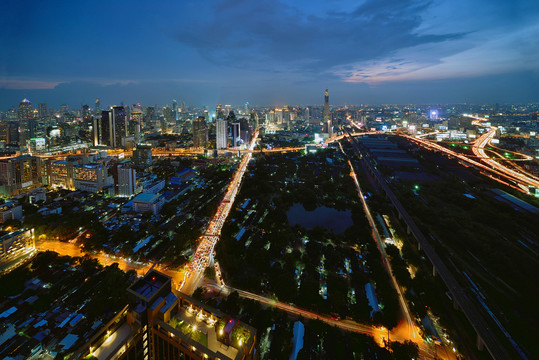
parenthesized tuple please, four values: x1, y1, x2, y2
(128, 270, 171, 302)
(132, 193, 161, 203)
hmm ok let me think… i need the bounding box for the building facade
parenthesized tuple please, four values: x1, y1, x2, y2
(0, 155, 42, 196)
(216, 119, 228, 149)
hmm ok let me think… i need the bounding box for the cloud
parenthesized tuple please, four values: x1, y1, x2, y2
(333, 18, 539, 83)
(170, 0, 462, 73)
(0, 79, 61, 90)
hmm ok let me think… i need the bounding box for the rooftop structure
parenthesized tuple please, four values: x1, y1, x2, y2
(115, 270, 256, 360)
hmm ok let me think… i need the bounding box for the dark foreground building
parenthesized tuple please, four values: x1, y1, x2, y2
(79, 270, 256, 360)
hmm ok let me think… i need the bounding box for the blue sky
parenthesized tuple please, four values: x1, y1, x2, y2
(0, 0, 538, 109)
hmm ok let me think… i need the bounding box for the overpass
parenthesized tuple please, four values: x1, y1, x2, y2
(343, 130, 513, 360)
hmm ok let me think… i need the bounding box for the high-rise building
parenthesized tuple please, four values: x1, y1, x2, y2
(231, 122, 241, 148)
(224, 105, 232, 117)
(144, 106, 154, 128)
(323, 89, 332, 137)
(113, 106, 127, 148)
(17, 98, 34, 122)
(100, 110, 113, 146)
(181, 101, 186, 113)
(216, 104, 224, 120)
(305, 107, 310, 124)
(0, 155, 42, 196)
(216, 119, 228, 149)
(73, 163, 108, 193)
(163, 106, 173, 131)
(94, 98, 101, 115)
(133, 144, 153, 167)
(192, 116, 208, 148)
(172, 100, 179, 122)
(117, 165, 137, 197)
(105, 270, 256, 360)
(38, 103, 48, 118)
(100, 107, 127, 148)
(6, 122, 19, 145)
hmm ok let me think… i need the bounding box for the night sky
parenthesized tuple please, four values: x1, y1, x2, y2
(1, 0, 538, 109)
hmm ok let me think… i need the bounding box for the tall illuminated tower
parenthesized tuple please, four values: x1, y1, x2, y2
(17, 98, 34, 122)
(323, 89, 332, 137)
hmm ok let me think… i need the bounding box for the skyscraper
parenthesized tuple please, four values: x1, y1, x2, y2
(6, 122, 19, 145)
(92, 117, 101, 146)
(0, 155, 42, 196)
(38, 103, 47, 118)
(323, 89, 332, 137)
(216, 104, 224, 119)
(112, 106, 127, 147)
(94, 98, 101, 115)
(231, 122, 241, 148)
(117, 165, 137, 197)
(17, 98, 34, 122)
(216, 118, 228, 149)
(192, 116, 208, 148)
(172, 100, 178, 122)
(100, 110, 113, 146)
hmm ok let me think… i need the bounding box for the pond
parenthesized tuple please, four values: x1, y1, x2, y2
(286, 203, 353, 234)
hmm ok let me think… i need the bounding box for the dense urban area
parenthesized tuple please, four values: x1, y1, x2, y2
(1, 97, 538, 360)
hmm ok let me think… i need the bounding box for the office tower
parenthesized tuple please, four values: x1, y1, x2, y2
(92, 117, 101, 146)
(112, 106, 127, 148)
(163, 106, 173, 131)
(216, 104, 224, 119)
(231, 122, 241, 148)
(27, 118, 36, 139)
(172, 100, 179, 122)
(323, 89, 332, 136)
(429, 109, 439, 120)
(38, 103, 47, 118)
(82, 104, 90, 119)
(274, 108, 283, 124)
(17, 98, 34, 122)
(6, 122, 19, 145)
(249, 111, 258, 128)
(133, 144, 153, 167)
(144, 106, 154, 128)
(192, 116, 208, 148)
(224, 105, 232, 117)
(305, 107, 310, 124)
(117, 165, 137, 197)
(94, 98, 101, 115)
(181, 101, 185, 113)
(100, 110, 113, 146)
(244, 102, 249, 115)
(216, 118, 228, 149)
(0, 155, 42, 196)
(203, 110, 210, 122)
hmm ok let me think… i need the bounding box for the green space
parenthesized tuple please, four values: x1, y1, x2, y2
(216, 149, 402, 329)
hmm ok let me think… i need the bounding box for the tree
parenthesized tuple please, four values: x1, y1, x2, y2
(390, 340, 419, 360)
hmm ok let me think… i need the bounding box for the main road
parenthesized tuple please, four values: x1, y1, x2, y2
(180, 130, 259, 294)
(338, 140, 419, 341)
(203, 280, 454, 360)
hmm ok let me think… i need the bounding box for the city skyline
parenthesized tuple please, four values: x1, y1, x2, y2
(1, 0, 538, 108)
